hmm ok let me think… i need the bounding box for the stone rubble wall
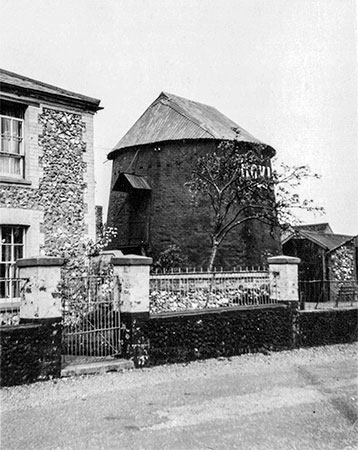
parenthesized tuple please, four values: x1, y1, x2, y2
(0, 319, 62, 387)
(328, 243, 357, 282)
(0, 106, 95, 261)
(38, 108, 87, 257)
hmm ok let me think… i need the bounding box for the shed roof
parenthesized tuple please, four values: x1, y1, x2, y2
(108, 92, 264, 158)
(113, 173, 151, 192)
(0, 68, 101, 112)
(283, 229, 355, 251)
(293, 223, 333, 234)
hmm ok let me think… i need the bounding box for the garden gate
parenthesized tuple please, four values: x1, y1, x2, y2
(62, 275, 121, 360)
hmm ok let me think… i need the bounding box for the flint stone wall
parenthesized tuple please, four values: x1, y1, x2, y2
(0, 319, 62, 387)
(124, 304, 294, 365)
(0, 107, 93, 258)
(298, 309, 358, 347)
(328, 243, 357, 282)
(122, 304, 357, 366)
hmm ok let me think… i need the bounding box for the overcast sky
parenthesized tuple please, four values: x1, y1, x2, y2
(1, 0, 357, 235)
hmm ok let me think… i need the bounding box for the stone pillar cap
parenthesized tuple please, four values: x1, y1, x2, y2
(267, 255, 301, 265)
(111, 254, 152, 266)
(16, 256, 65, 268)
(100, 250, 124, 257)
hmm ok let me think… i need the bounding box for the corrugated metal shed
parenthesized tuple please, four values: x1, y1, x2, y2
(0, 68, 101, 109)
(108, 92, 262, 158)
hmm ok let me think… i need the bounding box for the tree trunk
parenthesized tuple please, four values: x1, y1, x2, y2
(208, 240, 219, 272)
(205, 239, 221, 308)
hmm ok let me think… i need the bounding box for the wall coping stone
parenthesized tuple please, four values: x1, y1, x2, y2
(150, 304, 287, 319)
(0, 324, 41, 333)
(267, 255, 301, 265)
(299, 307, 358, 314)
(100, 250, 124, 258)
(16, 256, 65, 268)
(111, 254, 153, 266)
(20, 317, 62, 324)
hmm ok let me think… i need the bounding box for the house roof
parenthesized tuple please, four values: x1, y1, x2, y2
(108, 92, 268, 158)
(0, 68, 101, 112)
(282, 229, 356, 251)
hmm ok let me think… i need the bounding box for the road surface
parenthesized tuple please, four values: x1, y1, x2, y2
(1, 343, 357, 450)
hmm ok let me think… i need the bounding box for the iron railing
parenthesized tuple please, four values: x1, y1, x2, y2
(61, 275, 121, 357)
(299, 280, 358, 309)
(150, 269, 274, 313)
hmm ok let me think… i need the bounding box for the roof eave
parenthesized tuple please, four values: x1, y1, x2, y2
(0, 82, 102, 113)
(282, 230, 329, 249)
(107, 138, 274, 161)
(326, 235, 358, 254)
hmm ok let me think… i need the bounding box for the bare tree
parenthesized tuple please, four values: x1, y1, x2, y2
(186, 139, 324, 270)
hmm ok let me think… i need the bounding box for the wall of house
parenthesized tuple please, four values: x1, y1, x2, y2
(107, 141, 281, 268)
(0, 103, 96, 259)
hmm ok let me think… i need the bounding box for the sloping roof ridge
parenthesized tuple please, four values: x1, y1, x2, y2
(159, 92, 216, 139)
(282, 229, 329, 249)
(297, 230, 355, 250)
(161, 91, 261, 143)
(294, 222, 330, 228)
(282, 227, 357, 250)
(281, 229, 328, 247)
(304, 230, 353, 239)
(0, 68, 100, 104)
(297, 230, 328, 248)
(110, 93, 187, 153)
(327, 234, 358, 254)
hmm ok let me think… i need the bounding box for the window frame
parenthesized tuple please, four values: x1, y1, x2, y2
(0, 113, 25, 179)
(0, 226, 26, 301)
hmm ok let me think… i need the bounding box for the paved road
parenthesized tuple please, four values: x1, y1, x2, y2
(1, 344, 357, 450)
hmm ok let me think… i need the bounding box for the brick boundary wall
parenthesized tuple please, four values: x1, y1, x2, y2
(0, 318, 62, 387)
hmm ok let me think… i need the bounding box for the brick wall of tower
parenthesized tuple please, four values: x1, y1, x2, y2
(107, 141, 281, 268)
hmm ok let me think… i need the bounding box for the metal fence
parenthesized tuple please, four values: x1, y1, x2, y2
(62, 275, 121, 358)
(150, 269, 274, 313)
(0, 277, 28, 326)
(299, 280, 358, 308)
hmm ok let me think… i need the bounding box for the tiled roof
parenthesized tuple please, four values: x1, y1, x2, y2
(109, 92, 265, 157)
(0, 68, 101, 110)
